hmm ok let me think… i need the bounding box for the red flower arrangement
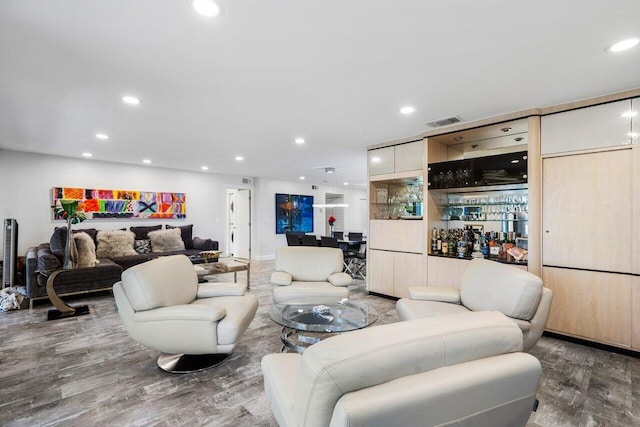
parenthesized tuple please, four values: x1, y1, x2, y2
(328, 216, 336, 225)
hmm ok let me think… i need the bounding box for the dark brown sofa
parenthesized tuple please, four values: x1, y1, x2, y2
(25, 225, 218, 308)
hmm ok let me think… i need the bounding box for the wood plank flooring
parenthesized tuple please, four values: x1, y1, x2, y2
(0, 260, 638, 426)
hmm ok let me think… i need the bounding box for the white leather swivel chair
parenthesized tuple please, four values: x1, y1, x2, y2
(396, 258, 552, 352)
(113, 255, 258, 373)
(262, 311, 542, 427)
(271, 247, 352, 304)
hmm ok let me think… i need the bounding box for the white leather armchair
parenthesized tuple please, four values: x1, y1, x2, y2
(113, 255, 258, 373)
(396, 258, 552, 352)
(271, 247, 352, 304)
(262, 311, 542, 427)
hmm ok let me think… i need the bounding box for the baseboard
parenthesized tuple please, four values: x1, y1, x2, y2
(543, 331, 640, 359)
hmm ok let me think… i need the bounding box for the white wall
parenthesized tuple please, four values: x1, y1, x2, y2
(253, 177, 367, 260)
(0, 149, 253, 257)
(0, 149, 368, 260)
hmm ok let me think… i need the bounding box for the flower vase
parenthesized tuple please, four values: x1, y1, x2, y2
(62, 219, 77, 270)
(329, 224, 334, 237)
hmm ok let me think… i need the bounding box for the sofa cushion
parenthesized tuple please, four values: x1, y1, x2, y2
(120, 255, 198, 311)
(96, 230, 137, 258)
(74, 231, 99, 268)
(130, 225, 162, 240)
(460, 259, 543, 321)
(149, 228, 185, 253)
(36, 250, 61, 276)
(275, 247, 344, 281)
(111, 254, 157, 270)
(166, 224, 194, 249)
(134, 239, 152, 254)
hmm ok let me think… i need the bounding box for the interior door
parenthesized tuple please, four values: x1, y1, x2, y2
(234, 189, 251, 259)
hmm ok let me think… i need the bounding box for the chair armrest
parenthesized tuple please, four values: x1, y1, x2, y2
(134, 304, 226, 322)
(328, 272, 353, 287)
(192, 237, 217, 251)
(408, 286, 461, 303)
(271, 271, 292, 286)
(197, 282, 246, 297)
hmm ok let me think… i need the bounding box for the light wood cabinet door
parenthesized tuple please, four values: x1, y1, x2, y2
(634, 146, 640, 275)
(395, 141, 423, 172)
(427, 256, 468, 288)
(393, 252, 426, 298)
(542, 150, 632, 273)
(543, 267, 632, 347)
(367, 249, 394, 296)
(541, 99, 632, 154)
(369, 220, 425, 253)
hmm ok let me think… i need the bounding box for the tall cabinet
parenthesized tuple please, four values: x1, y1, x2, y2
(541, 97, 640, 349)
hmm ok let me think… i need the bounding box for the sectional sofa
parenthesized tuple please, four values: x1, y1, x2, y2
(25, 224, 217, 308)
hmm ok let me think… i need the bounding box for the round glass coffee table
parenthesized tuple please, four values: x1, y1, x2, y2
(269, 298, 378, 353)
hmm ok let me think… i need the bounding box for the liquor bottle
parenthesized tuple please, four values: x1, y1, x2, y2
(441, 231, 449, 255)
(481, 233, 489, 257)
(489, 232, 500, 258)
(448, 230, 456, 256)
(436, 229, 442, 253)
(431, 228, 437, 254)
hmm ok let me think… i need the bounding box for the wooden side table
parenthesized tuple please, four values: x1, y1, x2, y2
(200, 258, 251, 289)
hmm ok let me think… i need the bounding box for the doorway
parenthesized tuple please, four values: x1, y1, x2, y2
(325, 193, 345, 236)
(225, 188, 251, 259)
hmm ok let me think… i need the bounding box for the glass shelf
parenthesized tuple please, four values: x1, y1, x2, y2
(443, 202, 528, 207)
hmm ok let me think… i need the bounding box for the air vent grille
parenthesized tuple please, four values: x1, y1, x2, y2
(426, 115, 462, 128)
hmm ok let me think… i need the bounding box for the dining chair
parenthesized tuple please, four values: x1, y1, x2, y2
(320, 236, 340, 248)
(332, 231, 344, 240)
(286, 233, 302, 246)
(301, 235, 318, 246)
(347, 232, 363, 241)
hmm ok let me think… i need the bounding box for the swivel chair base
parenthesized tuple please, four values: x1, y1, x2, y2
(157, 353, 230, 374)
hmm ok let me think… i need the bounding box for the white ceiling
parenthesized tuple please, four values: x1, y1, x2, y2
(1, 1, 639, 188)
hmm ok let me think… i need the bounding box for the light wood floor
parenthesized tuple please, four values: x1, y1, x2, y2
(1, 260, 638, 426)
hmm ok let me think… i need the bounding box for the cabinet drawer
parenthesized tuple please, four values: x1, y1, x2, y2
(369, 220, 425, 253)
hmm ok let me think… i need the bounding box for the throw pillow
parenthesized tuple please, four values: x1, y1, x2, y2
(96, 230, 137, 258)
(73, 228, 98, 245)
(130, 225, 162, 240)
(149, 228, 185, 253)
(134, 239, 152, 254)
(37, 252, 61, 276)
(49, 227, 68, 261)
(74, 232, 99, 268)
(165, 224, 193, 249)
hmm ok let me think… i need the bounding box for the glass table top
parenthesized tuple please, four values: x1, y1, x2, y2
(269, 298, 378, 333)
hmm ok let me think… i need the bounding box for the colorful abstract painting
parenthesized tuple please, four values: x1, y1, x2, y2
(52, 187, 186, 219)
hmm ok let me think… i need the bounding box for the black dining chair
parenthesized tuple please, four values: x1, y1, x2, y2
(320, 236, 340, 248)
(332, 231, 344, 240)
(301, 235, 318, 246)
(286, 233, 302, 246)
(347, 232, 363, 242)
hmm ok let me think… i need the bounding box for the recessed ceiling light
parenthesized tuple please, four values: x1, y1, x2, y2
(607, 38, 639, 53)
(400, 106, 417, 115)
(343, 182, 349, 186)
(201, 166, 209, 171)
(622, 110, 638, 118)
(95, 133, 109, 140)
(295, 138, 306, 144)
(193, 0, 222, 17)
(299, 176, 305, 180)
(82, 152, 93, 157)
(122, 95, 141, 105)
(142, 159, 152, 164)
(371, 156, 381, 163)
(324, 167, 335, 174)
(235, 156, 244, 161)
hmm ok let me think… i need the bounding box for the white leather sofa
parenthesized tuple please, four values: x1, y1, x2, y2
(113, 254, 258, 373)
(271, 247, 352, 304)
(396, 258, 552, 352)
(262, 311, 541, 427)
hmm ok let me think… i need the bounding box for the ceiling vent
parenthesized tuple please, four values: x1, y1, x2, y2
(425, 115, 462, 128)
